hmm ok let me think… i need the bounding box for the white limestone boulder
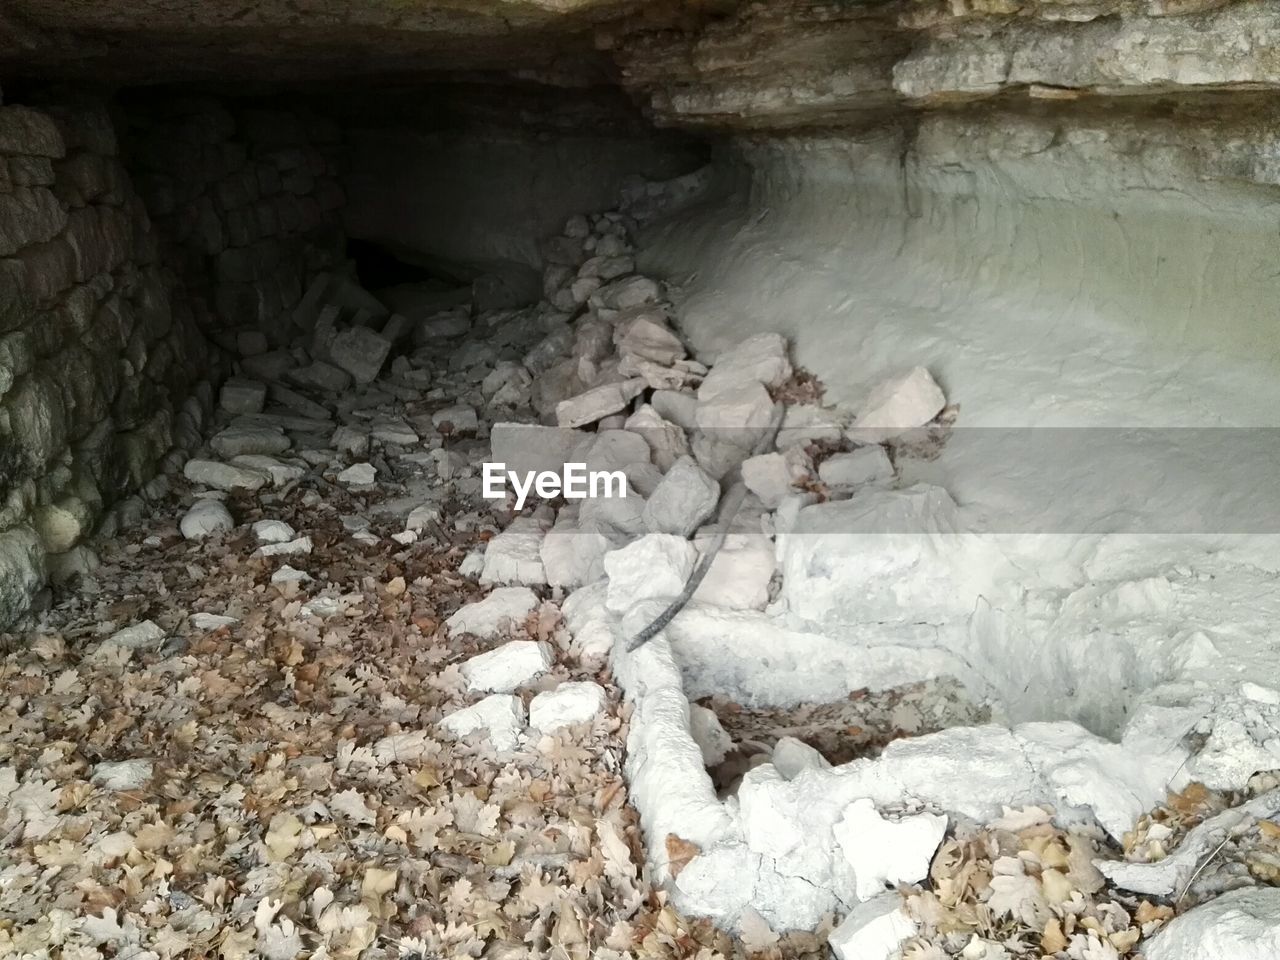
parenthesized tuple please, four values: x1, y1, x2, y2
(828, 894, 918, 960)
(848, 366, 946, 443)
(642, 456, 720, 537)
(180, 499, 233, 540)
(440, 694, 526, 752)
(480, 517, 548, 586)
(529, 681, 607, 733)
(697, 333, 792, 401)
(556, 378, 646, 428)
(625, 404, 690, 471)
(461, 640, 553, 693)
(1144, 887, 1280, 960)
(253, 519, 296, 543)
(742, 447, 810, 508)
(604, 533, 697, 612)
(446, 586, 538, 638)
(833, 799, 947, 901)
(184, 459, 269, 493)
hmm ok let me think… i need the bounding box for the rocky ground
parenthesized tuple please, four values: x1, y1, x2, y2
(2, 204, 1278, 960)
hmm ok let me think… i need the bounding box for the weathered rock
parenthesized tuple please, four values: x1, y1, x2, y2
(432, 403, 478, 433)
(229, 455, 305, 487)
(337, 462, 377, 486)
(329, 326, 392, 384)
(603, 533, 697, 612)
(183, 459, 269, 492)
(446, 586, 539, 637)
(771, 737, 830, 780)
(556, 378, 647, 429)
(529, 681, 607, 733)
(210, 423, 290, 458)
(828, 894, 918, 960)
(833, 800, 947, 902)
(480, 517, 547, 587)
(642, 455, 720, 537)
(819, 446, 894, 489)
(440, 694, 526, 752)
(698, 333, 791, 401)
(742, 448, 810, 509)
(218, 377, 267, 415)
(253, 519, 297, 543)
(540, 510, 612, 590)
(461, 640, 553, 693)
(1144, 887, 1280, 960)
(180, 499, 234, 540)
(848, 366, 945, 443)
(624, 404, 690, 471)
(331, 425, 369, 457)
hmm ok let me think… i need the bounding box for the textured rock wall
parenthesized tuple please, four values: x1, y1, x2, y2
(123, 97, 347, 353)
(0, 90, 215, 624)
(0, 91, 351, 628)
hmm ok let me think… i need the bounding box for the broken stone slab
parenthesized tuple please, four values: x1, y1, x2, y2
(270, 565, 312, 585)
(405, 503, 442, 532)
(369, 416, 419, 445)
(229, 455, 305, 487)
(591, 275, 661, 310)
(698, 333, 792, 402)
(742, 448, 810, 509)
(819, 446, 894, 489)
(331, 425, 369, 457)
(490, 422, 585, 479)
(603, 533, 697, 613)
(828, 894, 918, 960)
(255, 536, 313, 558)
(642, 456, 720, 537)
(1144, 886, 1280, 960)
(555, 378, 646, 428)
(329, 325, 392, 385)
(218, 377, 266, 415)
(848, 366, 946, 443)
(253, 519, 296, 543)
(183, 459, 269, 493)
(431, 403, 478, 434)
(529, 681, 607, 733)
(833, 799, 947, 902)
(180, 499, 234, 540)
(615, 314, 686, 366)
(480, 517, 547, 587)
(210, 423, 290, 458)
(440, 694, 526, 752)
(625, 404, 690, 471)
(238, 411, 333, 433)
(461, 640, 554, 693)
(286, 360, 352, 394)
(579, 486, 647, 544)
(651, 389, 698, 431)
(540, 511, 611, 590)
(291, 272, 331, 330)
(446, 586, 539, 637)
(694, 380, 776, 447)
(481, 361, 533, 408)
(191, 612, 238, 631)
(337, 462, 377, 486)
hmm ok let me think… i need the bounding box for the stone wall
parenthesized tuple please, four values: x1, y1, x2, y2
(0, 90, 214, 624)
(0, 90, 350, 628)
(123, 97, 347, 352)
